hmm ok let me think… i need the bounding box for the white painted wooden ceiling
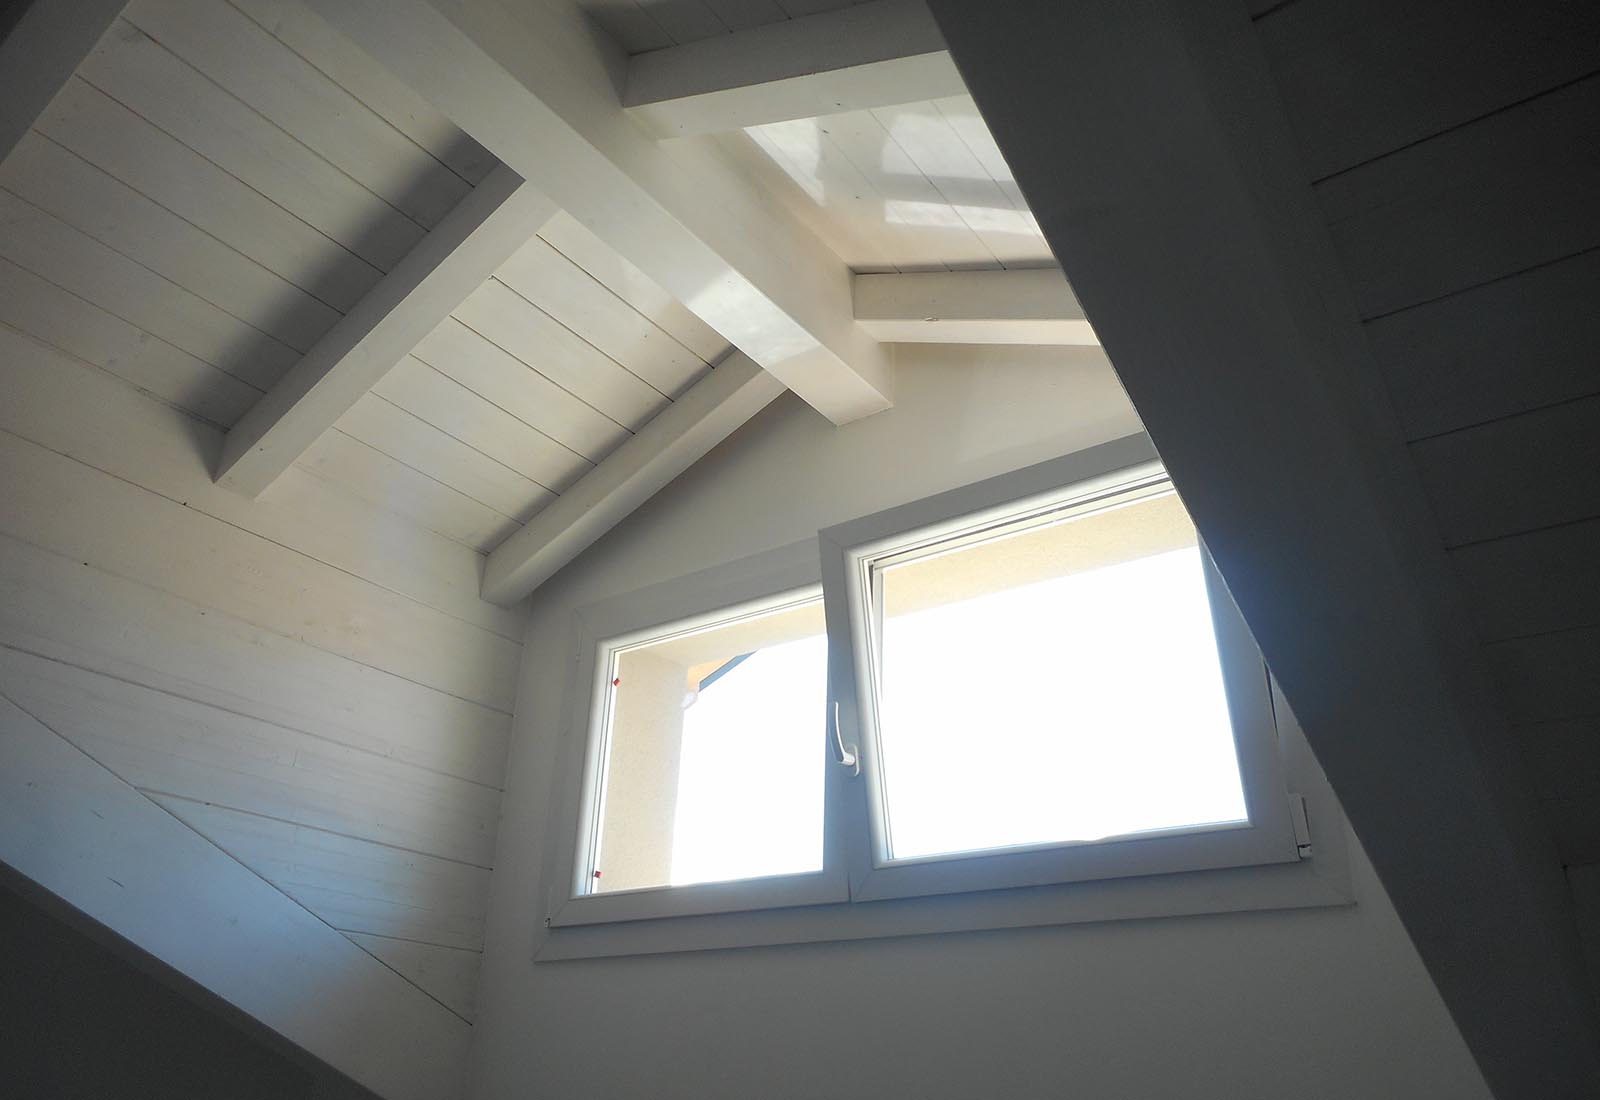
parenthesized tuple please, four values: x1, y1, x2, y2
(723, 96, 1054, 273)
(0, 0, 731, 558)
(0, 0, 1048, 569)
(336, 215, 726, 551)
(587, 0, 1055, 273)
(585, 0, 866, 52)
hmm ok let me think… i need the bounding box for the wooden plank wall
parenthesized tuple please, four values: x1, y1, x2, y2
(0, 327, 511, 1024)
(0, 694, 468, 1100)
(0, 1, 525, 1027)
(1253, 0, 1600, 979)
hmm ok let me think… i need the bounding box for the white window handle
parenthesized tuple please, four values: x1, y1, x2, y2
(831, 701, 860, 776)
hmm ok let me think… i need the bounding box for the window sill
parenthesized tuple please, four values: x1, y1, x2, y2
(533, 676, 1353, 962)
(534, 831, 1352, 962)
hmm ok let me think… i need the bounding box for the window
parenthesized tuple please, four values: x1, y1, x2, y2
(552, 544, 852, 927)
(583, 590, 831, 895)
(823, 449, 1300, 902)
(868, 491, 1246, 862)
(545, 436, 1317, 941)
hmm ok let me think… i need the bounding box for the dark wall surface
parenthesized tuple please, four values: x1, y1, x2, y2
(0, 878, 367, 1100)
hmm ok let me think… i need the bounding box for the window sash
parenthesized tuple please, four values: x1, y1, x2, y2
(545, 547, 852, 928)
(819, 435, 1302, 903)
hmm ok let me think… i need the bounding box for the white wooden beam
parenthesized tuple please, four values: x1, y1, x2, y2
(623, 0, 965, 138)
(853, 267, 1099, 345)
(217, 164, 555, 497)
(0, 0, 126, 164)
(0, 692, 469, 1100)
(302, 0, 892, 426)
(931, 0, 1600, 1095)
(482, 353, 784, 605)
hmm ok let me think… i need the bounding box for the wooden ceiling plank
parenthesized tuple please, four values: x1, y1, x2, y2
(303, 0, 891, 425)
(624, 0, 966, 137)
(853, 267, 1098, 345)
(0, 0, 126, 166)
(482, 353, 784, 605)
(216, 165, 557, 497)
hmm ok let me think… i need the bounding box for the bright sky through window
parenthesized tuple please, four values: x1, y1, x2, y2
(876, 545, 1248, 860)
(587, 597, 827, 895)
(670, 635, 827, 886)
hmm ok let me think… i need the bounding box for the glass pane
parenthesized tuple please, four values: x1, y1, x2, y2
(588, 597, 828, 894)
(872, 490, 1248, 861)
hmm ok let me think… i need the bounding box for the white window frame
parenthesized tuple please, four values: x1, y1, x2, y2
(819, 435, 1302, 904)
(543, 541, 852, 928)
(536, 435, 1350, 960)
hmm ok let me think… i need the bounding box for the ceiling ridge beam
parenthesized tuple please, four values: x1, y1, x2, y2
(853, 267, 1100, 345)
(216, 164, 556, 497)
(482, 353, 785, 605)
(623, 0, 966, 138)
(302, 0, 893, 426)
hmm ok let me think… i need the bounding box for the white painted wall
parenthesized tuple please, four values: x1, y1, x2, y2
(471, 344, 1493, 1099)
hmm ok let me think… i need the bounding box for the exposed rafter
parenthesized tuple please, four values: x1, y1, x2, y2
(482, 353, 785, 606)
(302, 0, 892, 426)
(854, 267, 1098, 345)
(216, 165, 556, 497)
(930, 0, 1600, 1095)
(0, 0, 127, 164)
(623, 0, 965, 138)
